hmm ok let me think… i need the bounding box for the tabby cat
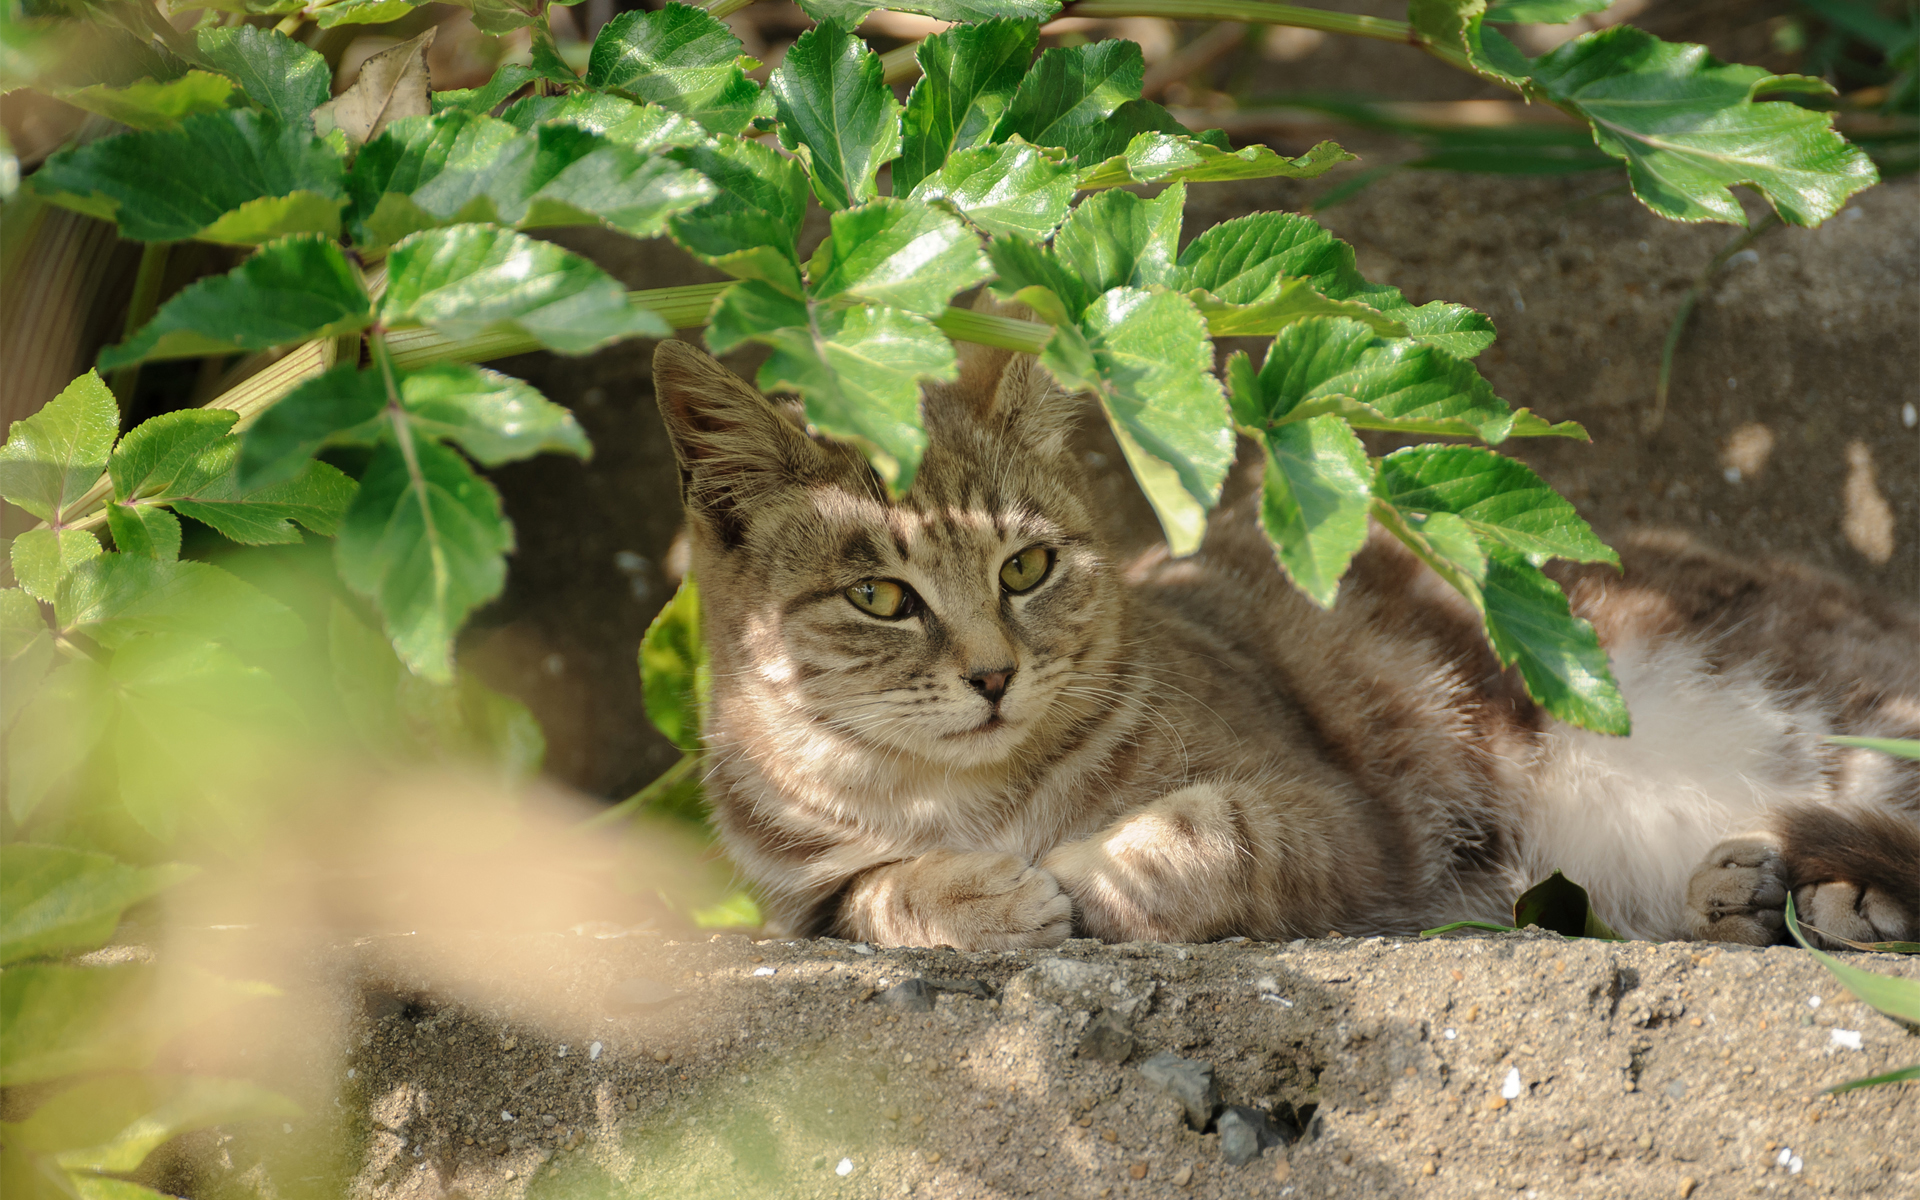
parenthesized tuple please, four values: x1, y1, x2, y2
(650, 334, 1920, 951)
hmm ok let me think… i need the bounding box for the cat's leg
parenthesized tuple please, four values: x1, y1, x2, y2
(835, 850, 1073, 950)
(1688, 805, 1920, 947)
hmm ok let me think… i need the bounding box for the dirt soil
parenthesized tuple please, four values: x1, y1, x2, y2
(164, 929, 1919, 1200)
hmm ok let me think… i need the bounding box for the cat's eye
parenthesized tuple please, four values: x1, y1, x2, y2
(1000, 546, 1053, 594)
(847, 579, 913, 619)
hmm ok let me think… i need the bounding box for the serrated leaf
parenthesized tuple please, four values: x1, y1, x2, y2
(11, 528, 104, 604)
(0, 845, 197, 966)
(334, 438, 513, 682)
(99, 234, 371, 371)
(6, 1075, 298, 1175)
(105, 504, 182, 561)
(585, 3, 763, 137)
(1, 588, 55, 729)
(667, 138, 809, 293)
(1375, 445, 1617, 566)
(1078, 287, 1232, 556)
(1255, 413, 1373, 608)
(315, 0, 425, 27)
(771, 20, 901, 211)
(1054, 185, 1182, 297)
(896, 19, 1039, 196)
(500, 92, 708, 152)
(196, 191, 345, 246)
(110, 409, 237, 501)
(1481, 551, 1627, 734)
(432, 63, 537, 116)
(1078, 134, 1354, 189)
(805, 198, 991, 316)
(1529, 26, 1879, 226)
(379, 224, 669, 354)
(993, 40, 1148, 159)
(0, 369, 118, 523)
(468, 0, 545, 34)
(169, 447, 358, 545)
(55, 70, 234, 131)
(5, 658, 111, 823)
(55, 555, 304, 650)
(1410, 0, 1536, 90)
(798, 0, 1059, 23)
(1190, 278, 1406, 339)
(1483, 0, 1611, 22)
(237, 363, 387, 487)
(397, 363, 591, 466)
(641, 574, 708, 751)
(196, 24, 331, 127)
(519, 130, 717, 240)
(707, 282, 950, 489)
(909, 138, 1076, 239)
(313, 28, 434, 150)
(985, 234, 1093, 319)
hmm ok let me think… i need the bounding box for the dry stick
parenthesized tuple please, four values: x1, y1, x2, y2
(1647, 212, 1780, 434)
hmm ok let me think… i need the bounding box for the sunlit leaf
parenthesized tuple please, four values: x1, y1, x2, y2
(0, 845, 197, 966)
(1374, 445, 1616, 566)
(195, 24, 330, 127)
(237, 363, 387, 488)
(432, 63, 537, 116)
(312, 28, 434, 150)
(770, 20, 901, 210)
(585, 3, 764, 136)
(896, 19, 1039, 196)
(805, 198, 991, 316)
(1077, 134, 1354, 189)
(397, 363, 591, 466)
(56, 555, 305, 651)
(909, 138, 1077, 239)
(1253, 414, 1373, 609)
(1483, 0, 1611, 23)
(1052, 185, 1182, 297)
(0, 369, 118, 523)
(10, 528, 104, 604)
(105, 505, 181, 561)
(640, 574, 708, 751)
(993, 40, 1150, 160)
(55, 71, 234, 131)
(667, 137, 810, 293)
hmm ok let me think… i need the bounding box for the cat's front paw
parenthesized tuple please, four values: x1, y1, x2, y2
(840, 850, 1073, 951)
(1687, 834, 1788, 945)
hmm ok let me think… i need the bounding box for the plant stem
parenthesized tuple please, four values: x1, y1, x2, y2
(371, 329, 453, 622)
(107, 241, 172, 403)
(704, 0, 756, 20)
(1064, 1, 1463, 66)
(1648, 212, 1780, 433)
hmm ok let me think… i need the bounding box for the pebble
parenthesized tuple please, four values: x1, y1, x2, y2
(881, 980, 935, 1012)
(1172, 1164, 1192, 1186)
(1679, 1178, 1699, 1197)
(1076, 1011, 1136, 1063)
(1217, 1106, 1297, 1166)
(1138, 1051, 1219, 1130)
(1128, 1162, 1148, 1179)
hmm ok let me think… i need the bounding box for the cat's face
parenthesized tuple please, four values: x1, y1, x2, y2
(654, 340, 1123, 771)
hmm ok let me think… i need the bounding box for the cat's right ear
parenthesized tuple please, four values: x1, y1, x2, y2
(653, 340, 827, 549)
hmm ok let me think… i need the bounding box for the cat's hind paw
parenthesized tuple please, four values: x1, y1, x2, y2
(1687, 834, 1788, 946)
(1792, 879, 1918, 947)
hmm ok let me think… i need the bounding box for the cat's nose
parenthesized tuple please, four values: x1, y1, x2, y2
(965, 666, 1015, 706)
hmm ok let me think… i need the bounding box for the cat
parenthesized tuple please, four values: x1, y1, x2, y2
(650, 333, 1920, 952)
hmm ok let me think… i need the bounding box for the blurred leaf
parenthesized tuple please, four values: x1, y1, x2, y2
(0, 963, 273, 1087)
(334, 438, 513, 682)
(5, 658, 111, 823)
(56, 555, 305, 651)
(11, 530, 105, 605)
(397, 363, 591, 466)
(237, 364, 386, 488)
(314, 0, 426, 27)
(1482, 0, 1610, 22)
(1374, 445, 1616, 566)
(104, 505, 181, 562)
(55, 71, 235, 131)
(1252, 413, 1373, 609)
(468, 0, 549, 34)
(771, 20, 901, 211)
(1078, 134, 1354, 189)
(1, 588, 55, 728)
(585, 3, 764, 136)
(1053, 185, 1182, 297)
(327, 599, 404, 751)
(0, 369, 118, 523)
(1511, 869, 1623, 938)
(195, 24, 330, 127)
(98, 235, 372, 371)
(1828, 736, 1920, 760)
(5, 1075, 298, 1174)
(709, 284, 951, 489)
(806, 198, 991, 315)
(0, 845, 197, 966)
(896, 19, 1039, 195)
(691, 889, 762, 929)
(1786, 894, 1920, 1024)
(379, 225, 669, 354)
(1529, 26, 1881, 226)
(640, 574, 707, 751)
(909, 138, 1077, 239)
(432, 63, 537, 116)
(667, 138, 810, 293)
(313, 28, 434, 150)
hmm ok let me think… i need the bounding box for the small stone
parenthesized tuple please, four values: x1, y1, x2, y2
(910, 1114, 925, 1127)
(1271, 1156, 1291, 1183)
(1102, 1128, 1118, 1143)
(884, 1106, 901, 1121)
(881, 980, 935, 1012)
(1172, 1164, 1193, 1187)
(923, 1151, 941, 1165)
(1137, 1051, 1220, 1130)
(652, 1051, 671, 1064)
(1077, 1011, 1136, 1063)
(503, 1037, 518, 1051)
(1420, 1161, 1436, 1176)
(1128, 1162, 1148, 1180)
(1077, 1115, 1093, 1128)
(1486, 1096, 1507, 1111)
(1679, 1178, 1699, 1198)
(1216, 1106, 1294, 1167)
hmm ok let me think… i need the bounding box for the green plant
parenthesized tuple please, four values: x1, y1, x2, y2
(1420, 869, 1624, 940)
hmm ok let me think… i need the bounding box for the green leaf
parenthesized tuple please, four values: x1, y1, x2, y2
(806, 198, 991, 316)
(1052, 185, 1183, 297)
(4, 1075, 299, 1174)
(984, 232, 1092, 319)
(0, 845, 197, 966)
(237, 364, 386, 487)
(396, 363, 591, 466)
(11, 528, 105, 604)
(640, 574, 708, 751)
(1481, 551, 1627, 734)
(315, 0, 426, 27)
(1077, 287, 1233, 557)
(55, 71, 235, 131)
(334, 438, 513, 682)
(105, 505, 182, 561)
(692, 888, 763, 929)
(500, 92, 709, 152)
(5, 657, 110, 823)
(896, 19, 1039, 196)
(518, 129, 717, 240)
(98, 235, 372, 371)
(909, 138, 1077, 240)
(797, 0, 1059, 24)
(0, 369, 118, 523)
(1827, 736, 1920, 760)
(1, 588, 56, 729)
(468, 0, 545, 34)
(1483, 0, 1611, 22)
(1189, 278, 1407, 340)
(771, 20, 901, 211)
(584, 3, 764, 137)
(196, 24, 331, 127)
(667, 138, 810, 293)
(1786, 894, 1920, 1025)
(1374, 445, 1616, 566)
(1230, 317, 1583, 443)
(168, 448, 358, 545)
(993, 40, 1149, 160)
(432, 63, 537, 116)
(0, 963, 273, 1087)
(1409, 0, 1537, 91)
(1077, 134, 1354, 190)
(109, 410, 237, 501)
(379, 224, 669, 355)
(312, 28, 434, 150)
(1825, 1065, 1920, 1095)
(1254, 413, 1373, 609)
(1510, 869, 1624, 939)
(707, 283, 951, 490)
(56, 555, 304, 651)
(1528, 26, 1880, 226)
